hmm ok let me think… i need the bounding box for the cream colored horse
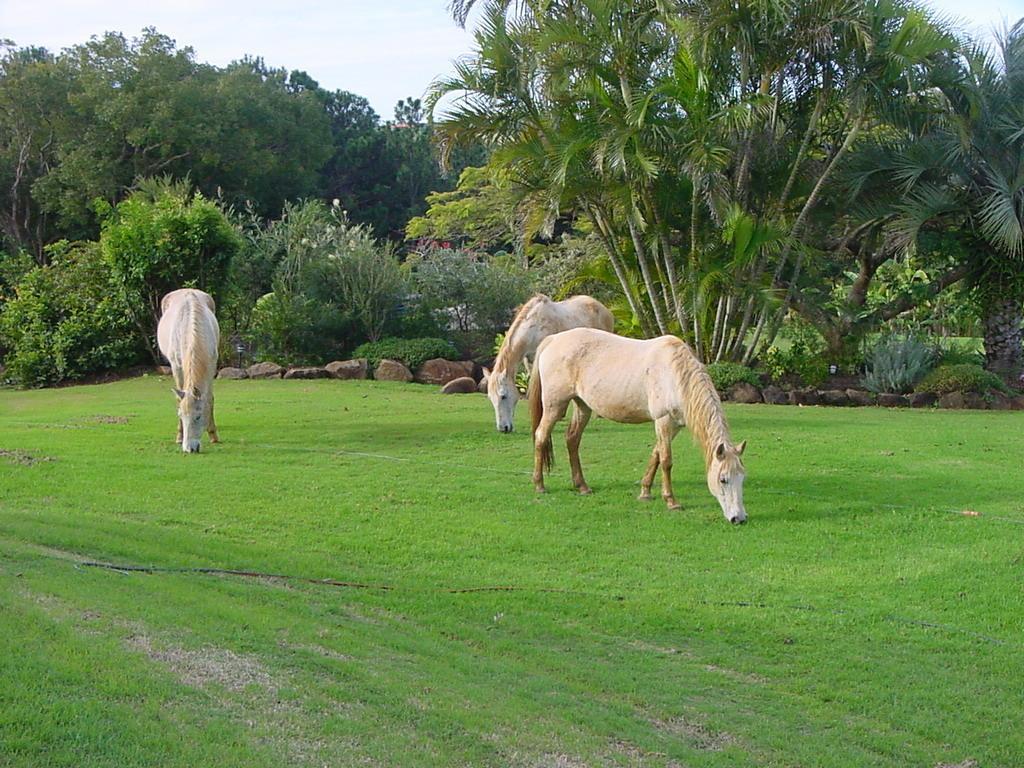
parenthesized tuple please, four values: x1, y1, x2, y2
(157, 288, 220, 453)
(483, 294, 613, 433)
(528, 328, 747, 523)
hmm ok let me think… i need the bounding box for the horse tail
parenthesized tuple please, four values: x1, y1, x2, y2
(528, 353, 553, 472)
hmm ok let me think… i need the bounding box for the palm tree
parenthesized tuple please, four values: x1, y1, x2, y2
(881, 19, 1024, 377)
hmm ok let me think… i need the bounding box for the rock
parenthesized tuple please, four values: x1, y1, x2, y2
(988, 391, 1013, 410)
(938, 392, 966, 409)
(325, 358, 368, 380)
(909, 392, 937, 408)
(963, 392, 988, 410)
(789, 388, 820, 406)
(845, 389, 875, 406)
(283, 366, 330, 380)
(877, 393, 909, 408)
(762, 385, 788, 405)
(819, 389, 851, 407)
(217, 366, 248, 380)
(1011, 395, 1024, 411)
(414, 358, 476, 385)
(727, 382, 762, 404)
(156, 365, 172, 376)
(247, 361, 284, 379)
(374, 359, 413, 382)
(441, 376, 478, 394)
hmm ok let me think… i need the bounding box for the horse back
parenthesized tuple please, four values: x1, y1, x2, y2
(537, 328, 676, 424)
(157, 290, 219, 381)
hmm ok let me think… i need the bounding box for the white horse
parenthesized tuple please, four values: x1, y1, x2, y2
(157, 289, 220, 453)
(483, 294, 614, 433)
(528, 328, 748, 524)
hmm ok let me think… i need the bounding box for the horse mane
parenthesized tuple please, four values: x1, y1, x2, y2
(180, 296, 212, 392)
(493, 294, 550, 375)
(671, 340, 731, 467)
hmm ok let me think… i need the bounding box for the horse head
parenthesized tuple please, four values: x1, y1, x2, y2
(173, 385, 207, 453)
(484, 367, 519, 433)
(708, 440, 747, 524)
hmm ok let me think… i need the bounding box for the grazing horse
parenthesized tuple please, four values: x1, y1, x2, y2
(156, 289, 220, 453)
(528, 328, 748, 524)
(483, 294, 614, 433)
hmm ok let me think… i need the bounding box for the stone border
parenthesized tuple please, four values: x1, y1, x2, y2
(216, 358, 485, 393)
(722, 382, 1024, 411)
(214, 361, 1024, 409)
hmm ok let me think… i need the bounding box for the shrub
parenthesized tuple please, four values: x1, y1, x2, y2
(936, 345, 985, 368)
(758, 345, 828, 387)
(406, 247, 531, 355)
(756, 317, 829, 387)
(861, 336, 936, 394)
(915, 364, 1010, 395)
(353, 337, 458, 370)
(706, 362, 760, 392)
(0, 241, 143, 386)
(100, 180, 242, 344)
(247, 289, 351, 365)
(231, 201, 407, 363)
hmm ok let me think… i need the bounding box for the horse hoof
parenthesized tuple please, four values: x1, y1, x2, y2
(638, 493, 653, 502)
(666, 502, 682, 511)
(534, 486, 547, 494)
(578, 486, 593, 496)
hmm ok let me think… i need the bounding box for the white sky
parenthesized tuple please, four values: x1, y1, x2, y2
(2, 0, 1022, 120)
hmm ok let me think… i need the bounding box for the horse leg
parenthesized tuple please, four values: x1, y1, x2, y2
(656, 417, 682, 510)
(532, 400, 569, 494)
(639, 448, 660, 501)
(565, 400, 593, 494)
(172, 366, 184, 443)
(207, 391, 220, 443)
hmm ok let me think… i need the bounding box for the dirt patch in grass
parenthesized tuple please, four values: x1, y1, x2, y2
(279, 639, 354, 662)
(608, 738, 685, 768)
(86, 414, 131, 425)
(534, 754, 590, 768)
(936, 760, 978, 768)
(703, 663, 768, 685)
(0, 449, 55, 466)
(653, 716, 736, 751)
(126, 633, 276, 694)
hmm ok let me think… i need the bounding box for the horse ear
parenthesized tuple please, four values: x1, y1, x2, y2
(481, 367, 490, 382)
(172, 388, 185, 400)
(716, 442, 726, 460)
(736, 440, 747, 456)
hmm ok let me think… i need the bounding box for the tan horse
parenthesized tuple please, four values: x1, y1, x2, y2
(483, 294, 614, 432)
(157, 289, 220, 453)
(529, 328, 748, 523)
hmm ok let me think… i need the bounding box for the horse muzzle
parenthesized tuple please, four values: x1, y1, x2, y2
(729, 513, 747, 525)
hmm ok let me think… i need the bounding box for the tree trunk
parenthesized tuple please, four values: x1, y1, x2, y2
(982, 298, 1023, 380)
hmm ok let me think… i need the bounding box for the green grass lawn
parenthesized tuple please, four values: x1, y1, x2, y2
(1, 376, 1022, 767)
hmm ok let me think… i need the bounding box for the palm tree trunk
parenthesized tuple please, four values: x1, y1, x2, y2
(588, 205, 655, 336)
(982, 298, 1023, 380)
(627, 214, 668, 334)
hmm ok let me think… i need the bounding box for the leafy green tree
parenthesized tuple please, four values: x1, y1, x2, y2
(405, 165, 519, 252)
(0, 43, 65, 261)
